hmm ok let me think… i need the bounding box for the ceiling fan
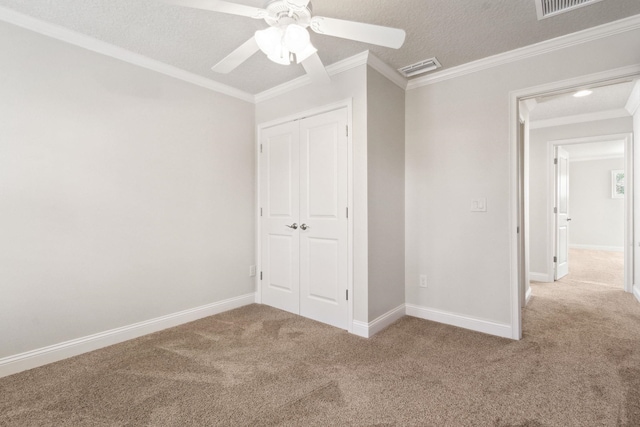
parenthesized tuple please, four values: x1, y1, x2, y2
(163, 0, 406, 83)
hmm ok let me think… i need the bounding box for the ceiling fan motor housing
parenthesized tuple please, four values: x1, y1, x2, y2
(264, 0, 312, 28)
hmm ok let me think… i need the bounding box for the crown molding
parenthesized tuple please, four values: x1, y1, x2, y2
(407, 14, 640, 90)
(366, 53, 407, 90)
(626, 80, 640, 115)
(0, 6, 255, 103)
(254, 51, 407, 103)
(530, 108, 630, 129)
(254, 51, 369, 103)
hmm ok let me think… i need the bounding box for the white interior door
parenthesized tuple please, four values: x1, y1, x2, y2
(555, 147, 570, 280)
(299, 110, 348, 329)
(260, 108, 349, 329)
(260, 121, 300, 314)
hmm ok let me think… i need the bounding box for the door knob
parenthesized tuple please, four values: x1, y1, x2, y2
(300, 224, 309, 230)
(567, 218, 572, 222)
(285, 223, 298, 229)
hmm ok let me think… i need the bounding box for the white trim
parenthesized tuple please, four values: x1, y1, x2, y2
(626, 80, 640, 115)
(570, 154, 624, 162)
(525, 286, 533, 305)
(366, 53, 407, 90)
(0, 293, 256, 379)
(256, 99, 354, 333)
(530, 272, 552, 282)
(254, 51, 407, 103)
(408, 14, 640, 90)
(530, 108, 630, 130)
(350, 305, 406, 338)
(255, 52, 368, 103)
(0, 6, 255, 103)
(405, 304, 513, 339)
(569, 244, 624, 252)
(634, 285, 640, 302)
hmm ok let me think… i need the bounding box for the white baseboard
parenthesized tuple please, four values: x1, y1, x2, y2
(569, 244, 624, 252)
(530, 272, 552, 282)
(405, 304, 513, 339)
(0, 293, 256, 379)
(525, 286, 533, 305)
(634, 285, 640, 303)
(351, 304, 406, 338)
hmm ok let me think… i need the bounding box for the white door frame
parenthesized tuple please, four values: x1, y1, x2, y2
(545, 134, 633, 292)
(255, 99, 354, 333)
(509, 64, 640, 340)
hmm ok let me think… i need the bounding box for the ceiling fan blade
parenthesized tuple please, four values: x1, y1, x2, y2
(310, 16, 406, 49)
(301, 52, 330, 85)
(212, 37, 260, 73)
(162, 0, 266, 19)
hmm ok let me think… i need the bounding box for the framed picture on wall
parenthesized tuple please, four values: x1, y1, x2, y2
(611, 170, 624, 199)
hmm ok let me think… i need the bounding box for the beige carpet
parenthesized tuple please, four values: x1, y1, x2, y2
(1, 251, 639, 426)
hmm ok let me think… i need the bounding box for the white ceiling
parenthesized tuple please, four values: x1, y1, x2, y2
(1, 0, 640, 94)
(530, 81, 636, 121)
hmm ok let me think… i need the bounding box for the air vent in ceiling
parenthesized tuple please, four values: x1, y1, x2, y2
(535, 0, 603, 20)
(398, 57, 441, 78)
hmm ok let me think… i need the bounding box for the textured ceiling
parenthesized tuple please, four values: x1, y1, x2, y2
(1, 0, 640, 94)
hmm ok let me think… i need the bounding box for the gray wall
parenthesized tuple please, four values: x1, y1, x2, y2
(529, 117, 632, 276)
(405, 26, 640, 327)
(569, 158, 625, 250)
(366, 66, 406, 320)
(0, 22, 256, 358)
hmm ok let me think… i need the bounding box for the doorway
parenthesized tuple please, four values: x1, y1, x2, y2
(545, 136, 631, 288)
(511, 69, 640, 339)
(257, 106, 351, 330)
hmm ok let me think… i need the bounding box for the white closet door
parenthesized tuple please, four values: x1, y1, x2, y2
(260, 121, 300, 314)
(298, 109, 348, 329)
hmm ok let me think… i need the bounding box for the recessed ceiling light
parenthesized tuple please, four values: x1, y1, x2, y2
(573, 90, 593, 98)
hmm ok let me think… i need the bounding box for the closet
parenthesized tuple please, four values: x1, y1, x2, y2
(259, 107, 349, 329)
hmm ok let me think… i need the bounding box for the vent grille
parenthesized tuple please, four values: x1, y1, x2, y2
(535, 0, 603, 20)
(398, 57, 441, 78)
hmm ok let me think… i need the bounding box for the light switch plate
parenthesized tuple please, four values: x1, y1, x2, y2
(471, 198, 487, 212)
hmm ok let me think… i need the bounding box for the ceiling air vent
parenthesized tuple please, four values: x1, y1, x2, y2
(398, 57, 441, 78)
(535, 0, 603, 20)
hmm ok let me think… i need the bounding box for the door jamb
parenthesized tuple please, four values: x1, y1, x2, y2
(509, 64, 640, 340)
(255, 99, 354, 333)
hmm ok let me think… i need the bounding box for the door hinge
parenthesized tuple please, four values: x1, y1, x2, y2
(553, 256, 557, 263)
(346, 125, 349, 137)
(517, 226, 520, 234)
(554, 207, 557, 214)
(346, 207, 349, 218)
(346, 290, 348, 300)
(554, 158, 558, 165)
(260, 207, 263, 217)
(260, 271, 263, 280)
(260, 144, 263, 153)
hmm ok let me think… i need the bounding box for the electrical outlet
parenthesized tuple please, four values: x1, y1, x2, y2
(249, 265, 256, 277)
(419, 275, 427, 288)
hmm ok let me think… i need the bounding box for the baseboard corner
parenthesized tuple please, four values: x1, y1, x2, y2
(350, 304, 406, 339)
(525, 286, 533, 305)
(405, 304, 513, 339)
(633, 285, 640, 303)
(529, 272, 551, 283)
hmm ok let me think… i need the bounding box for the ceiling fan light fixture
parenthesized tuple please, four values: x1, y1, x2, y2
(283, 24, 311, 54)
(255, 27, 283, 56)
